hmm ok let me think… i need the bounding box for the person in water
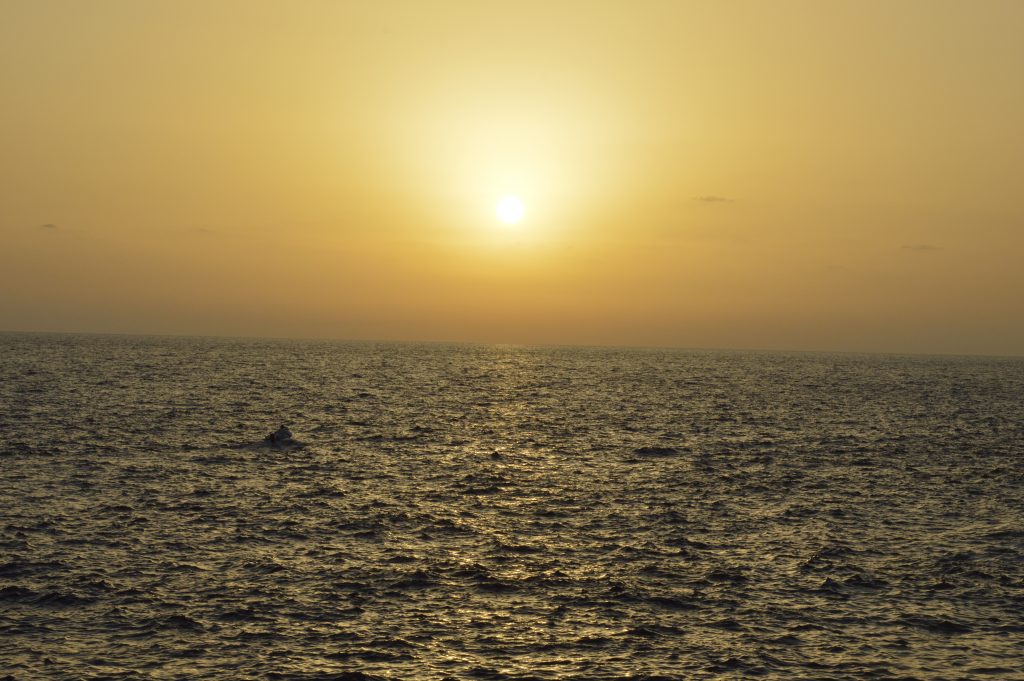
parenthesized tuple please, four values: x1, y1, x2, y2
(266, 424, 292, 443)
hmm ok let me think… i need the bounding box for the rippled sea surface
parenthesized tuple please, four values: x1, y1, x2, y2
(2, 333, 1023, 680)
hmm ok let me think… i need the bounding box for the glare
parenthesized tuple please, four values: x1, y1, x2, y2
(496, 195, 525, 224)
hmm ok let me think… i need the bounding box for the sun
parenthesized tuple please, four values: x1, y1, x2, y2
(495, 195, 525, 224)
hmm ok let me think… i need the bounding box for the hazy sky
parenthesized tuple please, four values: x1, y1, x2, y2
(3, 1, 1023, 355)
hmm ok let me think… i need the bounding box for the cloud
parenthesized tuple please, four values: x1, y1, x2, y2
(693, 195, 734, 203)
(901, 243, 940, 252)
(38, 223, 59, 229)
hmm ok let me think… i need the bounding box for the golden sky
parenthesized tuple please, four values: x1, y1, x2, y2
(3, 1, 1023, 355)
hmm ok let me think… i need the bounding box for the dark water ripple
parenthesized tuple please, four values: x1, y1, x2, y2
(1, 333, 1023, 680)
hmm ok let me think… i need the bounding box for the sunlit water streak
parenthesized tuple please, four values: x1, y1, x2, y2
(1, 333, 1022, 680)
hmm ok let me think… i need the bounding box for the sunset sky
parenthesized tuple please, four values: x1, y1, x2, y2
(3, 1, 1023, 355)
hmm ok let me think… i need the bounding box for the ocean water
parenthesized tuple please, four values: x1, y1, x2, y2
(1, 333, 1023, 681)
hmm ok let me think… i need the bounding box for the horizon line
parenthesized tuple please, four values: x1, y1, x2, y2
(2, 327, 1021, 361)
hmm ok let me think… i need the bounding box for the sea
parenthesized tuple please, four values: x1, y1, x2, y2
(1, 333, 1022, 680)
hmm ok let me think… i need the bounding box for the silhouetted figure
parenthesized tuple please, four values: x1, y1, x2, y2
(265, 424, 292, 444)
